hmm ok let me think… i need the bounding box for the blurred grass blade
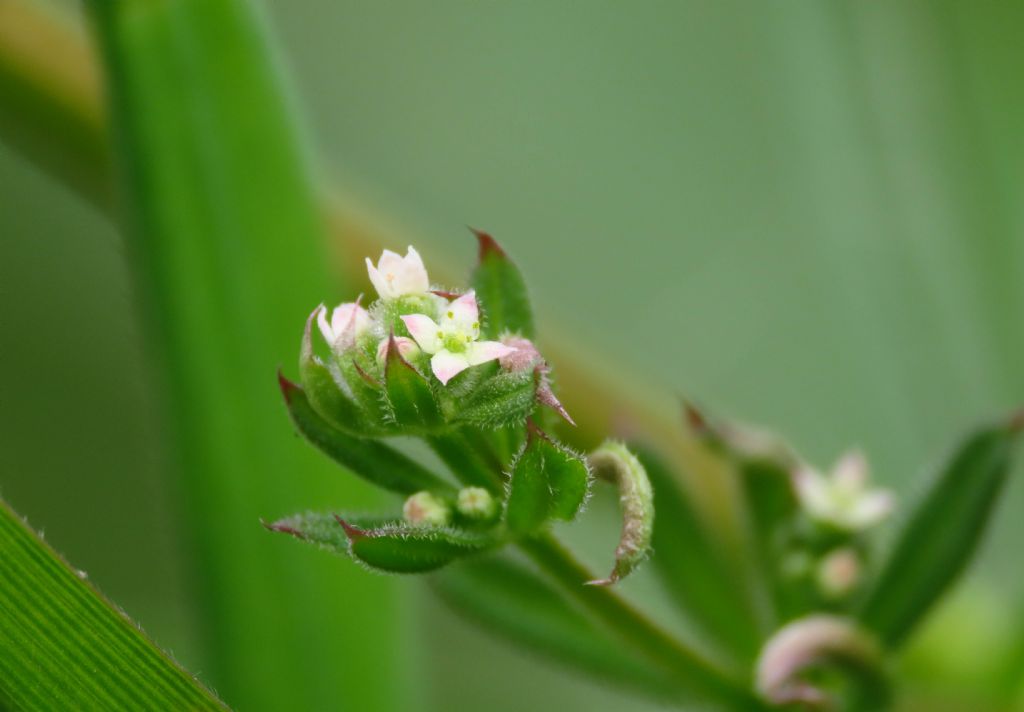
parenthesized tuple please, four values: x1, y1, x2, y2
(84, 0, 406, 708)
(859, 413, 1022, 648)
(0, 498, 226, 711)
(431, 555, 683, 701)
(637, 445, 762, 663)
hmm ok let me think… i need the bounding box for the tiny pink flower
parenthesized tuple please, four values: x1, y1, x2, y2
(400, 291, 516, 385)
(793, 450, 893, 531)
(317, 300, 371, 352)
(376, 336, 421, 364)
(365, 246, 429, 300)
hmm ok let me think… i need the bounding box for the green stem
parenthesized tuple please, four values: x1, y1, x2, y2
(519, 533, 762, 710)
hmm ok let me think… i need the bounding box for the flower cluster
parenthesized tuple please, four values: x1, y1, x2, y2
(270, 233, 602, 580)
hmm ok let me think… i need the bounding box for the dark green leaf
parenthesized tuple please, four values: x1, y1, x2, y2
(469, 229, 534, 338)
(540, 434, 591, 522)
(383, 335, 442, 430)
(431, 555, 681, 700)
(859, 414, 1022, 648)
(0, 499, 226, 711)
(505, 432, 552, 536)
(637, 445, 762, 663)
(455, 368, 538, 429)
(279, 374, 453, 495)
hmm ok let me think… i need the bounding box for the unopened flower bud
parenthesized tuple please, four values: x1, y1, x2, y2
(402, 491, 451, 527)
(317, 301, 371, 353)
(817, 548, 861, 600)
(376, 336, 420, 364)
(366, 246, 430, 300)
(456, 487, 498, 521)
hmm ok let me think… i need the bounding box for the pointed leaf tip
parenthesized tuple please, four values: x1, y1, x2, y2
(278, 370, 300, 403)
(262, 517, 306, 539)
(470, 227, 506, 259)
(333, 514, 368, 542)
(1008, 409, 1024, 434)
(682, 399, 711, 436)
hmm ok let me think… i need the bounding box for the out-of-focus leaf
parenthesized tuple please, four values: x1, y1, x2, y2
(269, 511, 496, 573)
(280, 374, 453, 495)
(859, 414, 1022, 647)
(431, 555, 682, 700)
(637, 445, 762, 663)
(0, 498, 226, 711)
(469, 229, 534, 339)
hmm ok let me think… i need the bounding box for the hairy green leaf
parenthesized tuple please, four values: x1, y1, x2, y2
(280, 375, 453, 495)
(269, 511, 496, 573)
(859, 414, 1022, 647)
(469, 229, 534, 339)
(0, 499, 226, 711)
(455, 368, 538, 429)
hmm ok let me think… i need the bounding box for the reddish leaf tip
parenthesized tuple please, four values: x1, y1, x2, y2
(261, 517, 306, 540)
(470, 227, 506, 260)
(352, 359, 381, 387)
(430, 289, 462, 300)
(278, 370, 300, 403)
(1008, 409, 1024, 434)
(681, 399, 711, 436)
(334, 514, 367, 541)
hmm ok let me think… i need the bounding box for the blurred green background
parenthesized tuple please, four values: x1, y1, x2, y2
(1, 1, 1022, 710)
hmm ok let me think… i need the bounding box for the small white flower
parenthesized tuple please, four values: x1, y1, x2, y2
(794, 450, 893, 532)
(376, 336, 421, 364)
(317, 301, 371, 352)
(365, 246, 430, 300)
(400, 291, 516, 385)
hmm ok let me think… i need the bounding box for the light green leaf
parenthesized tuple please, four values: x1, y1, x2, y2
(0, 498, 226, 711)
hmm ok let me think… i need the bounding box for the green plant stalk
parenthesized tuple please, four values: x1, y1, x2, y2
(0, 498, 226, 711)
(83, 0, 405, 709)
(518, 533, 763, 710)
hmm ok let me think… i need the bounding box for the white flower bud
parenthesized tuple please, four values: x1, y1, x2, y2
(456, 487, 497, 521)
(402, 491, 450, 527)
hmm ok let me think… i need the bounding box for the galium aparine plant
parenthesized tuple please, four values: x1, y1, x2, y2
(268, 231, 1022, 711)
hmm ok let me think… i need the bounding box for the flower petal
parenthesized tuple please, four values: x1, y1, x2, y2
(465, 340, 516, 366)
(848, 490, 894, 529)
(832, 450, 868, 495)
(445, 290, 479, 330)
(794, 468, 832, 519)
(401, 246, 430, 294)
(316, 304, 333, 343)
(401, 314, 441, 353)
(377, 336, 421, 363)
(366, 257, 390, 299)
(431, 350, 471, 385)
